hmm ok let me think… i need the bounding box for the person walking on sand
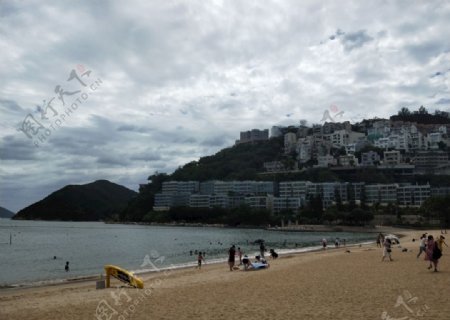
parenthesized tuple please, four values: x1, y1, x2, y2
(425, 235, 441, 272)
(381, 238, 393, 262)
(197, 252, 205, 269)
(228, 245, 236, 271)
(436, 235, 448, 253)
(417, 234, 427, 259)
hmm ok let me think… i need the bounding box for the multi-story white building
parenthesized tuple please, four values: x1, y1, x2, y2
(237, 129, 269, 144)
(272, 197, 305, 213)
(397, 184, 430, 207)
(244, 196, 269, 210)
(383, 150, 401, 165)
(279, 181, 309, 198)
(316, 155, 337, 167)
(189, 195, 211, 208)
(361, 151, 380, 166)
(200, 180, 233, 195)
(339, 154, 358, 167)
(162, 181, 199, 194)
(364, 184, 398, 205)
(284, 132, 298, 154)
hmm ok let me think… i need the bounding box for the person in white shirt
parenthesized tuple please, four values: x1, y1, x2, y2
(417, 234, 427, 259)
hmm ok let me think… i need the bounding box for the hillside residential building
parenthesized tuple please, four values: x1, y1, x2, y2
(364, 184, 398, 205)
(236, 129, 269, 144)
(383, 150, 401, 165)
(162, 181, 199, 194)
(414, 151, 449, 169)
(361, 151, 380, 166)
(397, 184, 430, 207)
(339, 154, 358, 167)
(316, 155, 337, 167)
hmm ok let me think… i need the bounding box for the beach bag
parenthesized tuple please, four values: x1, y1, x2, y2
(433, 244, 442, 260)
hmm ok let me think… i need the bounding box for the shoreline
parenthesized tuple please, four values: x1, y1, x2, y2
(1, 236, 378, 292)
(1, 228, 448, 320)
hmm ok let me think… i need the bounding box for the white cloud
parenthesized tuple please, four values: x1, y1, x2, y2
(1, 0, 450, 211)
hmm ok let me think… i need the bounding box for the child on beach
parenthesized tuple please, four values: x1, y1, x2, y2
(197, 252, 205, 269)
(237, 247, 243, 265)
(322, 238, 327, 249)
(381, 238, 393, 262)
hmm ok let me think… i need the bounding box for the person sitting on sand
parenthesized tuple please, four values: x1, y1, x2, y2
(269, 249, 278, 259)
(381, 239, 393, 262)
(242, 255, 251, 270)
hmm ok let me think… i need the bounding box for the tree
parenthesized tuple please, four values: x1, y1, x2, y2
(418, 105, 428, 114)
(421, 196, 450, 228)
(398, 107, 411, 116)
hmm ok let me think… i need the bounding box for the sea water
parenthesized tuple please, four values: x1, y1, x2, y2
(0, 219, 374, 287)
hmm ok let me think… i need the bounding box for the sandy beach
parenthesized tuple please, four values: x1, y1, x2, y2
(1, 229, 449, 320)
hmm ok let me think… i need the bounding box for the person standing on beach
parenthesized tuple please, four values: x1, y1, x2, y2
(237, 247, 243, 265)
(65, 261, 70, 272)
(417, 234, 427, 259)
(381, 238, 393, 262)
(322, 238, 327, 249)
(259, 242, 266, 258)
(376, 233, 384, 248)
(197, 252, 205, 269)
(228, 245, 236, 271)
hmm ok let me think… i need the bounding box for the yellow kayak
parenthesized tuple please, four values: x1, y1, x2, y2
(104, 265, 144, 289)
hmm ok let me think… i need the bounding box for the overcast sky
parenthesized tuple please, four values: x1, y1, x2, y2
(1, 0, 449, 212)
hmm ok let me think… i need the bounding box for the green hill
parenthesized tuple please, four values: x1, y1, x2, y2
(170, 137, 284, 181)
(14, 180, 137, 221)
(0, 206, 15, 218)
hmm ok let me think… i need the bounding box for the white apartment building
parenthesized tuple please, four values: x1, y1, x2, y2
(364, 184, 398, 205)
(427, 132, 443, 149)
(162, 181, 199, 194)
(189, 195, 211, 208)
(272, 197, 305, 214)
(383, 150, 401, 165)
(339, 154, 358, 166)
(279, 181, 309, 198)
(361, 151, 380, 166)
(244, 196, 269, 210)
(397, 184, 430, 207)
(284, 132, 298, 154)
(316, 155, 337, 167)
